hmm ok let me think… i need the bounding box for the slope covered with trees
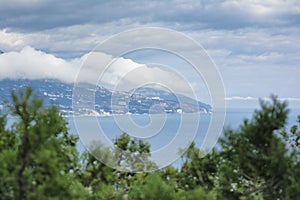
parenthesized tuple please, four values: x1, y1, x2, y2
(0, 88, 299, 199)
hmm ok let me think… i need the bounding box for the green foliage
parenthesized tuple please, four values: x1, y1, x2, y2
(176, 186, 218, 200)
(215, 96, 299, 199)
(1, 88, 300, 199)
(179, 142, 219, 191)
(114, 132, 157, 172)
(112, 133, 158, 193)
(128, 174, 175, 200)
(281, 114, 300, 148)
(175, 96, 300, 199)
(79, 142, 117, 199)
(0, 87, 90, 199)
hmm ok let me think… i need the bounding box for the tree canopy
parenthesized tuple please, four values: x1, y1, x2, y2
(1, 88, 300, 199)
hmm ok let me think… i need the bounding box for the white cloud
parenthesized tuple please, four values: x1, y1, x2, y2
(279, 97, 300, 102)
(1, 0, 299, 32)
(1, 24, 299, 102)
(76, 51, 194, 97)
(0, 29, 28, 51)
(0, 46, 193, 97)
(0, 46, 78, 82)
(225, 96, 257, 101)
(0, 0, 299, 103)
(225, 96, 300, 102)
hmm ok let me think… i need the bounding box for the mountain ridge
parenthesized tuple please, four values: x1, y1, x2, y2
(0, 79, 212, 116)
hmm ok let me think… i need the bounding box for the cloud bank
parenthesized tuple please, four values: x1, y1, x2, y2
(225, 96, 300, 102)
(0, 46, 192, 96)
(0, 0, 299, 104)
(0, 46, 78, 82)
(0, 0, 299, 31)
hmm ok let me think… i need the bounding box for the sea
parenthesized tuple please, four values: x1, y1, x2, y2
(6, 108, 300, 169)
(68, 108, 300, 169)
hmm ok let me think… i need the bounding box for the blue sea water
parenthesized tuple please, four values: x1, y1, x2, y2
(67, 108, 299, 168)
(6, 108, 300, 168)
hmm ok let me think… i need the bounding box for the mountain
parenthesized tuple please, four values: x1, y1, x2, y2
(127, 87, 211, 114)
(0, 79, 212, 115)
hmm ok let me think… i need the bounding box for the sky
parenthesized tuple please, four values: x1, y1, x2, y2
(0, 0, 300, 108)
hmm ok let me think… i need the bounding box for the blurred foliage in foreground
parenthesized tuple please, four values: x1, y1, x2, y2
(1, 88, 300, 199)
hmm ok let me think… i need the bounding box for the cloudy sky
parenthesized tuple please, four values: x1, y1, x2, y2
(0, 0, 299, 108)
